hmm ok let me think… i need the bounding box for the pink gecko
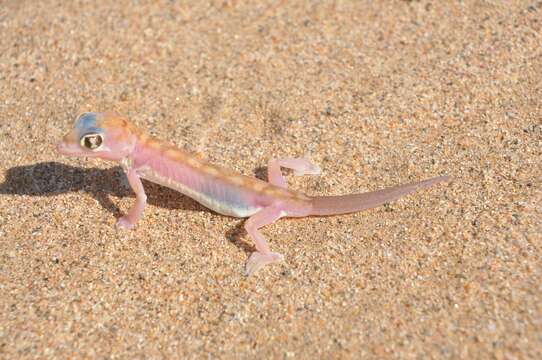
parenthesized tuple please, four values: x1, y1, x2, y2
(57, 112, 449, 275)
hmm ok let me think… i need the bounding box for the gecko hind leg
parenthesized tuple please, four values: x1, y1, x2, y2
(244, 206, 285, 275)
(267, 157, 321, 188)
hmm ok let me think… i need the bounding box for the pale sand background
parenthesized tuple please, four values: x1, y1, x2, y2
(0, 1, 540, 358)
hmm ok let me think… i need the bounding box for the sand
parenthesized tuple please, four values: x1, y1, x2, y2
(0, 0, 540, 358)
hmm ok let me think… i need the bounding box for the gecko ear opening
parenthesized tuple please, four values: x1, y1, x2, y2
(80, 133, 104, 150)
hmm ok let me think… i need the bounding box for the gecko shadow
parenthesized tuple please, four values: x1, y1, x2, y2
(1, 162, 278, 255)
(0, 162, 205, 217)
(225, 221, 254, 255)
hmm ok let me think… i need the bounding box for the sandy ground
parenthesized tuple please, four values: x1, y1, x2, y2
(0, 0, 540, 358)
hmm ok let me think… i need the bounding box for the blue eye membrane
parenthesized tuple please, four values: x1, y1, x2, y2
(74, 113, 104, 139)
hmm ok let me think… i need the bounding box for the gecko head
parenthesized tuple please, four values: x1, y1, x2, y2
(56, 112, 138, 161)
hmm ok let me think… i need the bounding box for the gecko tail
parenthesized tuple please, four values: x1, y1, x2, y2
(309, 175, 450, 216)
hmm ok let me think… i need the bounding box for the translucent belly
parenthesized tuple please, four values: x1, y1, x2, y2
(139, 167, 262, 218)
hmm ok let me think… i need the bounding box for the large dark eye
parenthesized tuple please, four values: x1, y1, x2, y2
(80, 133, 103, 150)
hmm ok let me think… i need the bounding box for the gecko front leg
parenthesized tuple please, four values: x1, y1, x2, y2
(117, 168, 147, 229)
(267, 157, 321, 188)
(244, 206, 285, 275)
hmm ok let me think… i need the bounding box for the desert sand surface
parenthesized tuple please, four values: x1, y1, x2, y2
(0, 1, 540, 358)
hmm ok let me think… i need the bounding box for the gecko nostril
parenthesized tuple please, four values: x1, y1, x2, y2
(56, 141, 67, 153)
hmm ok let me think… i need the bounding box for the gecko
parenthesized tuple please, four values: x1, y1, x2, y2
(57, 112, 450, 275)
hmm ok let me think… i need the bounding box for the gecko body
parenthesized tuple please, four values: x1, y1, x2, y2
(57, 112, 449, 274)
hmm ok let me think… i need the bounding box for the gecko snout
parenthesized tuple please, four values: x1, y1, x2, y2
(56, 141, 71, 155)
(56, 140, 84, 156)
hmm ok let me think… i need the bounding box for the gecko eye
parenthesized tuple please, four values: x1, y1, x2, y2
(80, 133, 103, 150)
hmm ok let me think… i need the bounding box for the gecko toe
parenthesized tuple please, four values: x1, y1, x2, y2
(116, 217, 134, 230)
(293, 163, 321, 176)
(245, 252, 284, 276)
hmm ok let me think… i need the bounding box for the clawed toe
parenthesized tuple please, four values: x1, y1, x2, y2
(116, 217, 134, 229)
(294, 163, 321, 176)
(245, 252, 284, 276)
